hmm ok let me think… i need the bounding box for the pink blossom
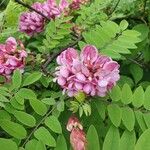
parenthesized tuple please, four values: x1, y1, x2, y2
(45, 0, 69, 19)
(19, 0, 69, 36)
(70, 0, 90, 10)
(19, 12, 45, 36)
(70, 128, 86, 150)
(55, 45, 120, 97)
(0, 37, 27, 80)
(56, 48, 78, 65)
(67, 116, 83, 131)
(67, 116, 86, 150)
(19, 0, 90, 36)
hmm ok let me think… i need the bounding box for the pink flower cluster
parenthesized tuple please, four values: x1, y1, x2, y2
(67, 116, 86, 150)
(55, 45, 120, 97)
(19, 0, 90, 36)
(19, 0, 69, 36)
(0, 37, 27, 79)
(70, 0, 89, 10)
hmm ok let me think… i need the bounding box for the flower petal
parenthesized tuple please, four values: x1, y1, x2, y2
(81, 45, 98, 64)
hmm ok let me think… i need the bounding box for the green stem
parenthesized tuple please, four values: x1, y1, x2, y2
(21, 103, 58, 147)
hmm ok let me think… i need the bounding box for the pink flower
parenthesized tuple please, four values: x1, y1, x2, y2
(0, 37, 27, 80)
(67, 116, 86, 150)
(19, 12, 45, 36)
(67, 116, 83, 131)
(56, 48, 78, 65)
(70, 128, 86, 150)
(70, 0, 90, 10)
(45, 0, 69, 19)
(19, 0, 69, 36)
(55, 45, 120, 97)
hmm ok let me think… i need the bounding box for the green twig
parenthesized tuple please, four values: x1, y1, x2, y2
(14, 0, 50, 20)
(41, 36, 83, 75)
(109, 0, 121, 17)
(21, 103, 58, 147)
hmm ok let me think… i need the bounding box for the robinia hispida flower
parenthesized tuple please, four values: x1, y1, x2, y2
(0, 37, 27, 79)
(19, 0, 90, 36)
(67, 116, 87, 150)
(19, 0, 69, 36)
(54, 45, 120, 97)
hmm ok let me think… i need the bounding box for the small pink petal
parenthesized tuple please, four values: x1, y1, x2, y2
(98, 80, 108, 87)
(81, 45, 98, 63)
(76, 72, 86, 81)
(59, 0, 69, 11)
(60, 67, 69, 78)
(83, 84, 91, 94)
(75, 82, 83, 90)
(57, 77, 66, 86)
(103, 61, 119, 72)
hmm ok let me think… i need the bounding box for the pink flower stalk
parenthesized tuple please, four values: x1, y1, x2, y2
(55, 45, 120, 97)
(45, 0, 69, 19)
(19, 0, 89, 36)
(0, 37, 27, 80)
(19, 12, 45, 36)
(67, 116, 83, 131)
(19, 0, 69, 36)
(67, 116, 86, 150)
(70, 0, 89, 10)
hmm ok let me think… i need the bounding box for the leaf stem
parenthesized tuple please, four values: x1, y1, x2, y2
(127, 58, 143, 68)
(109, 0, 121, 17)
(41, 36, 83, 75)
(21, 103, 58, 147)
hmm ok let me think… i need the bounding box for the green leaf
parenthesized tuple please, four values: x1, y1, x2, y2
(144, 86, 150, 110)
(23, 72, 42, 86)
(10, 97, 24, 110)
(0, 110, 11, 120)
(29, 99, 47, 116)
(0, 138, 18, 150)
(0, 94, 9, 102)
(82, 103, 91, 116)
(120, 130, 136, 150)
(57, 100, 64, 112)
(118, 76, 134, 88)
(87, 125, 100, 150)
(94, 100, 106, 120)
(132, 86, 144, 108)
(122, 107, 135, 131)
(0, 102, 5, 107)
(14, 111, 36, 127)
(41, 98, 55, 105)
(143, 113, 150, 128)
(109, 85, 121, 102)
(12, 69, 22, 89)
(36, 141, 46, 150)
(55, 135, 67, 150)
(135, 128, 150, 150)
(107, 104, 122, 127)
(119, 20, 128, 31)
(0, 119, 27, 139)
(0, 87, 10, 97)
(34, 127, 56, 147)
(121, 84, 133, 104)
(17, 88, 37, 100)
(133, 24, 149, 41)
(103, 126, 120, 150)
(45, 115, 62, 134)
(135, 111, 147, 132)
(15, 92, 24, 105)
(25, 139, 38, 150)
(74, 92, 86, 103)
(130, 64, 143, 84)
